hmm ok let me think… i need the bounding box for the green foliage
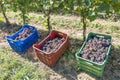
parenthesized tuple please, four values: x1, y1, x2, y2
(68, 54, 74, 60)
(70, 0, 101, 40)
(10, 0, 35, 24)
(35, 0, 64, 32)
(100, 0, 120, 21)
(74, 0, 99, 21)
(63, 51, 75, 60)
(0, 16, 4, 21)
(0, 0, 120, 38)
(0, 0, 10, 25)
(35, 0, 64, 12)
(0, 0, 10, 13)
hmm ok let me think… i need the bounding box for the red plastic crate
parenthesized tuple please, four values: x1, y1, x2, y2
(33, 30, 69, 66)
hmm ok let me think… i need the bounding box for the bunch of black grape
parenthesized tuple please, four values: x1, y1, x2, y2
(41, 37, 65, 54)
(15, 28, 33, 40)
(80, 37, 110, 64)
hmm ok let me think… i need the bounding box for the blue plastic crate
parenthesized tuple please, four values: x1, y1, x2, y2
(6, 24, 39, 53)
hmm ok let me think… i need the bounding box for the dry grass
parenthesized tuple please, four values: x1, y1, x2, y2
(0, 12, 120, 80)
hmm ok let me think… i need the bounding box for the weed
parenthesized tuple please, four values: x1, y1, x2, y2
(0, 47, 47, 80)
(110, 26, 120, 33)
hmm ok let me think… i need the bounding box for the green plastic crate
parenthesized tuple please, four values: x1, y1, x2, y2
(76, 32, 112, 77)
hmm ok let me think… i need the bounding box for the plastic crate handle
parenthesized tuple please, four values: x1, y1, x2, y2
(58, 32, 64, 36)
(22, 24, 29, 28)
(85, 61, 93, 66)
(6, 36, 15, 43)
(33, 45, 45, 54)
(6, 37, 23, 45)
(10, 40, 15, 43)
(96, 35, 104, 38)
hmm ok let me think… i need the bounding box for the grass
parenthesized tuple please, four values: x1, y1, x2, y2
(2, 12, 119, 29)
(0, 46, 47, 80)
(2, 11, 119, 38)
(0, 11, 120, 80)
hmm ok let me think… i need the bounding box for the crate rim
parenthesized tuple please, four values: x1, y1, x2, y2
(87, 32, 112, 39)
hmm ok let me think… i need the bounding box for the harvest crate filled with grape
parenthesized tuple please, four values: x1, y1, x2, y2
(76, 32, 112, 77)
(6, 25, 39, 53)
(33, 30, 69, 66)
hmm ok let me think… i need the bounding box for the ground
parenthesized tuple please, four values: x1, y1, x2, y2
(0, 12, 120, 80)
